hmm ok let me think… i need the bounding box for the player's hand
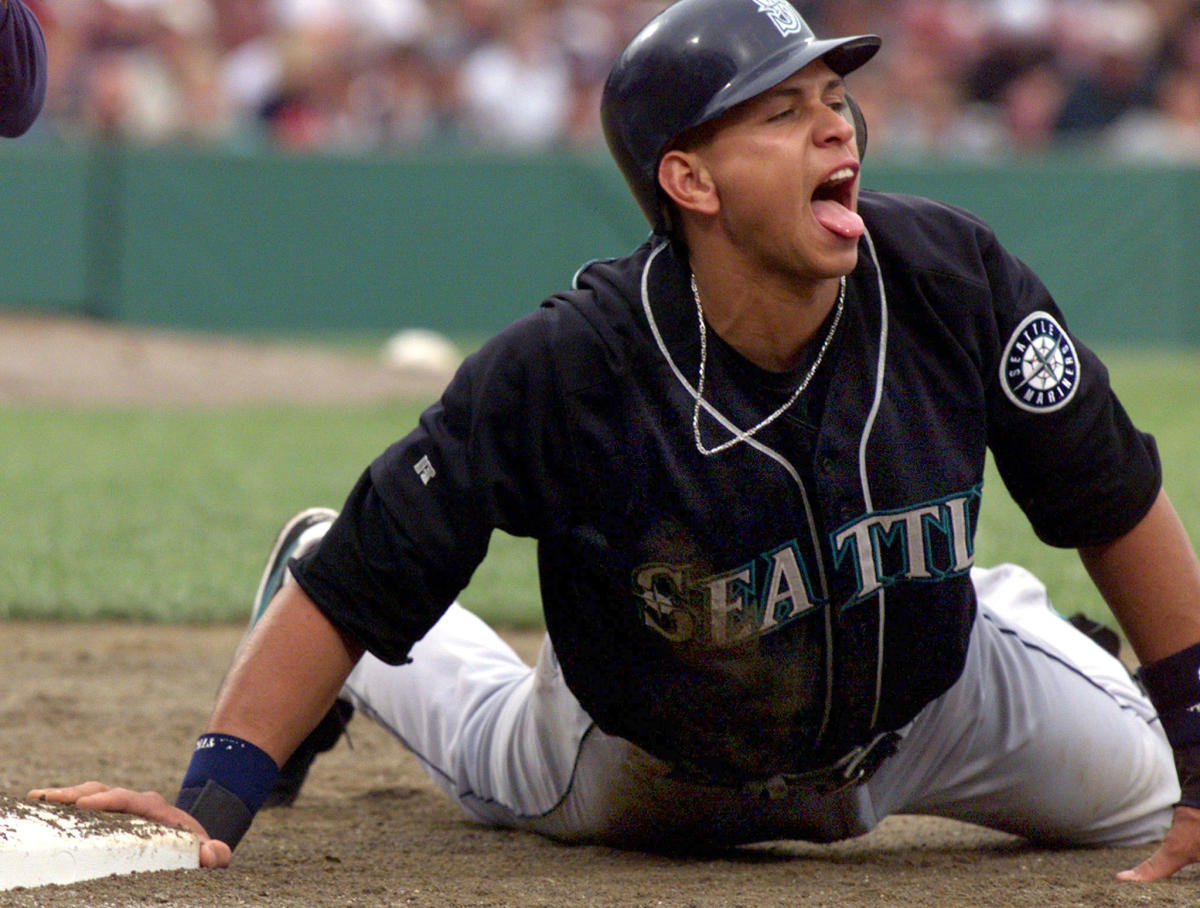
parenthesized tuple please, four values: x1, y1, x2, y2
(26, 781, 233, 868)
(1116, 805, 1200, 881)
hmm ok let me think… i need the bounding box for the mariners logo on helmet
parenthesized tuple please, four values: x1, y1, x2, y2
(753, 0, 805, 37)
(1001, 312, 1080, 413)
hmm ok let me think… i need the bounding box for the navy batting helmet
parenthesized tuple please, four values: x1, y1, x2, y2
(601, 0, 881, 230)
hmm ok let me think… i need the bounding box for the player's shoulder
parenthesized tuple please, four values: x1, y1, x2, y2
(858, 190, 1000, 282)
(858, 189, 994, 237)
(461, 240, 656, 394)
(553, 239, 658, 324)
(542, 240, 662, 385)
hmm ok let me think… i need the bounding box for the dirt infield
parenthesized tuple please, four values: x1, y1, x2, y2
(0, 312, 454, 407)
(2, 314, 1199, 904)
(3, 622, 1198, 907)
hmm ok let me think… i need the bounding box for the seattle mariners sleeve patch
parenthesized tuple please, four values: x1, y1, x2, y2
(1000, 311, 1080, 413)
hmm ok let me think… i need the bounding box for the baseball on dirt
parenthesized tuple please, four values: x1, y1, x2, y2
(381, 329, 461, 375)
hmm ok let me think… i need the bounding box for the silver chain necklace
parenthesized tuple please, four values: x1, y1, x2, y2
(691, 274, 846, 457)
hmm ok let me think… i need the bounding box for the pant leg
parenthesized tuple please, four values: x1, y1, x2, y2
(863, 563, 1177, 846)
(341, 602, 874, 847)
(341, 603, 598, 829)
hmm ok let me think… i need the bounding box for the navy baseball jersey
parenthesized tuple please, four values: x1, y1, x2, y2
(294, 190, 1159, 784)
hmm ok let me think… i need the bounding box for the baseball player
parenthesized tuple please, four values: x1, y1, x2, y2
(31, 0, 1200, 882)
(0, 0, 46, 137)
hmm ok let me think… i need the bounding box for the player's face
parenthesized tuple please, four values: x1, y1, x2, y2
(690, 61, 863, 282)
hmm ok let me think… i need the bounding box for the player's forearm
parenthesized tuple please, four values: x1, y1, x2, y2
(208, 581, 364, 767)
(1079, 488, 1200, 664)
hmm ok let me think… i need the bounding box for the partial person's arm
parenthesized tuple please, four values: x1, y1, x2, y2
(1076, 489, 1200, 881)
(1083, 489, 1200, 662)
(206, 580, 363, 767)
(0, 0, 48, 137)
(30, 582, 363, 867)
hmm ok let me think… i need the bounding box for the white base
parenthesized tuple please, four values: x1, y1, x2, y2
(0, 794, 200, 891)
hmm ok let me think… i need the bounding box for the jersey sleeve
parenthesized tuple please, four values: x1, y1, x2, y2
(981, 233, 1161, 548)
(0, 0, 48, 138)
(291, 309, 566, 664)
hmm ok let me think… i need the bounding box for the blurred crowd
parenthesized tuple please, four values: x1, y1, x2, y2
(16, 0, 1200, 161)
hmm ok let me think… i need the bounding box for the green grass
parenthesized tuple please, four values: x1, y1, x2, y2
(0, 399, 542, 625)
(1, 347, 1197, 630)
(0, 403, 411, 621)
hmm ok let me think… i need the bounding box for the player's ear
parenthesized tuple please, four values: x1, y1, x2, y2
(658, 149, 720, 218)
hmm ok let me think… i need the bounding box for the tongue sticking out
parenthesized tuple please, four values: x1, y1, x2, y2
(812, 199, 865, 239)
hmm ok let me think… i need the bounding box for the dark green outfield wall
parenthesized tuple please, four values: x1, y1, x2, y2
(2, 145, 1198, 344)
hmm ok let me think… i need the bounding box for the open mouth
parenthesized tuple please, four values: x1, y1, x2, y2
(811, 166, 865, 239)
(813, 167, 855, 203)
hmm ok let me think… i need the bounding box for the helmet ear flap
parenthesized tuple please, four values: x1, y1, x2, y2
(844, 93, 867, 161)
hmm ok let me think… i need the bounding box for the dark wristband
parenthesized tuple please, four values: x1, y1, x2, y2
(1137, 641, 1200, 749)
(176, 779, 255, 849)
(175, 733, 279, 850)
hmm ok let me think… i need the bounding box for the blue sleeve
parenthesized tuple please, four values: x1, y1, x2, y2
(1, 0, 47, 137)
(980, 233, 1162, 547)
(291, 308, 568, 664)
